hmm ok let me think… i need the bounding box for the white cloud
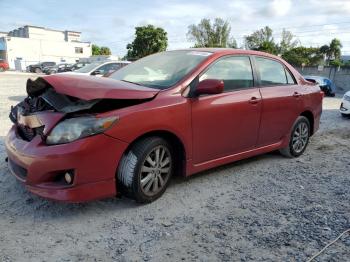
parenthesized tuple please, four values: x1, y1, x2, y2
(1, 0, 350, 55)
(269, 0, 292, 16)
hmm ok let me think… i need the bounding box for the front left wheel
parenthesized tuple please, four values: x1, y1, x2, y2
(117, 137, 173, 203)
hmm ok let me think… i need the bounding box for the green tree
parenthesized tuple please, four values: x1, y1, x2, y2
(282, 47, 323, 66)
(187, 18, 237, 48)
(244, 26, 278, 54)
(99, 46, 111, 55)
(92, 44, 112, 55)
(126, 25, 168, 60)
(329, 59, 342, 67)
(279, 29, 298, 54)
(320, 38, 343, 64)
(92, 44, 101, 55)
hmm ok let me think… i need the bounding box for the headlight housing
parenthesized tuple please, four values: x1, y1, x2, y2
(46, 116, 118, 145)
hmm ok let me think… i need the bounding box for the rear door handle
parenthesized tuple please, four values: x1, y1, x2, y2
(249, 96, 260, 104)
(293, 92, 302, 98)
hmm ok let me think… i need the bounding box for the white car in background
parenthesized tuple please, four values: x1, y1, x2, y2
(340, 91, 350, 117)
(65, 61, 130, 77)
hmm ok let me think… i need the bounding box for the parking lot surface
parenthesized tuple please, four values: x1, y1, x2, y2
(0, 73, 349, 261)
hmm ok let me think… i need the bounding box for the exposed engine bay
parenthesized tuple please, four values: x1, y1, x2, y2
(9, 77, 153, 142)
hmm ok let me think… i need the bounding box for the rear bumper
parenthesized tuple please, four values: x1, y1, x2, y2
(5, 126, 129, 202)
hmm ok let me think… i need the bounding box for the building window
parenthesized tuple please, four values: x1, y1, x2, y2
(75, 47, 83, 54)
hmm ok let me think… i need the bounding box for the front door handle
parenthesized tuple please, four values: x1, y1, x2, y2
(249, 96, 260, 104)
(293, 92, 302, 98)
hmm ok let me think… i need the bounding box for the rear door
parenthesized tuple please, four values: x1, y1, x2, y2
(191, 55, 262, 164)
(254, 56, 303, 147)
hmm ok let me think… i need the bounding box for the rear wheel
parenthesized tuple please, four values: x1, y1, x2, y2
(35, 68, 42, 73)
(280, 116, 310, 158)
(117, 137, 173, 203)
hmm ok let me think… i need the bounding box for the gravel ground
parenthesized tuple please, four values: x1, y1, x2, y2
(0, 72, 349, 261)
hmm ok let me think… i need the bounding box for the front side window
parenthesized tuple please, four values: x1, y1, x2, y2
(199, 56, 254, 91)
(109, 63, 121, 71)
(255, 57, 290, 86)
(76, 62, 103, 73)
(97, 63, 120, 74)
(97, 64, 111, 74)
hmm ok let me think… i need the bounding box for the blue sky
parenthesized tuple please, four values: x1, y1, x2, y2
(1, 0, 350, 56)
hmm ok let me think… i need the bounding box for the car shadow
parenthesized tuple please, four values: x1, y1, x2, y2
(171, 150, 281, 186)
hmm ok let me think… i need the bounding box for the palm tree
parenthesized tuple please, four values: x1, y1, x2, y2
(329, 38, 342, 60)
(320, 38, 342, 64)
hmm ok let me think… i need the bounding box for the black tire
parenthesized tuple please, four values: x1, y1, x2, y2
(117, 137, 173, 203)
(279, 116, 310, 158)
(35, 68, 42, 73)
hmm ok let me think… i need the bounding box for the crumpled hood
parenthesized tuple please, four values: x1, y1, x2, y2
(43, 74, 160, 100)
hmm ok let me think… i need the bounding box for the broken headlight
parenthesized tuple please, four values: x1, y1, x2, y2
(46, 116, 118, 145)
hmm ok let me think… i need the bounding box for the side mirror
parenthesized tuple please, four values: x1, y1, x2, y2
(195, 79, 224, 96)
(91, 70, 102, 75)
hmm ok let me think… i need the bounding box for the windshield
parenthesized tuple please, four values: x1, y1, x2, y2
(76, 62, 103, 73)
(109, 50, 212, 89)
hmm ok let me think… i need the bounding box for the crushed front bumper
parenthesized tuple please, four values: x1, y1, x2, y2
(5, 126, 129, 202)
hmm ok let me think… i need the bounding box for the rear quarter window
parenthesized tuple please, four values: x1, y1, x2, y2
(285, 69, 296, 84)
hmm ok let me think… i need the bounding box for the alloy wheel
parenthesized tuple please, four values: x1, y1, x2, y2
(292, 122, 309, 153)
(140, 145, 172, 196)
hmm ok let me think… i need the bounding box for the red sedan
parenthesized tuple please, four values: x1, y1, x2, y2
(6, 49, 323, 203)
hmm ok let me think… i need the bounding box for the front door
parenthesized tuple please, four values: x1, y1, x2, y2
(191, 56, 262, 164)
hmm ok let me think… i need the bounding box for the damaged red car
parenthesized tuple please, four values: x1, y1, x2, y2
(6, 49, 323, 203)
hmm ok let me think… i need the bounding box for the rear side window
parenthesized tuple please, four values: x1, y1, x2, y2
(256, 57, 290, 86)
(199, 56, 254, 91)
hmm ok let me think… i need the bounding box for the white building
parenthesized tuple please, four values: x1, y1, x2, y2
(0, 25, 92, 70)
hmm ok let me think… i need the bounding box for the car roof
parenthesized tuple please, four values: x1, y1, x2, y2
(174, 48, 282, 59)
(169, 48, 290, 64)
(103, 60, 131, 64)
